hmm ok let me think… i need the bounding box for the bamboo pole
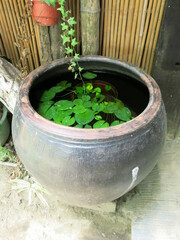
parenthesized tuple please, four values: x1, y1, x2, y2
(123, 0, 135, 61)
(141, 0, 158, 69)
(148, 0, 166, 74)
(135, 0, 148, 64)
(137, 0, 154, 67)
(116, 0, 125, 59)
(3, 0, 19, 63)
(131, 0, 144, 64)
(0, 1, 16, 64)
(105, 0, 112, 56)
(145, 0, 161, 72)
(109, 0, 116, 57)
(0, 20, 11, 59)
(128, 0, 140, 63)
(119, 0, 129, 60)
(112, 0, 120, 58)
(99, 0, 105, 54)
(80, 0, 100, 55)
(0, 34, 6, 56)
(102, 0, 108, 56)
(76, 0, 80, 53)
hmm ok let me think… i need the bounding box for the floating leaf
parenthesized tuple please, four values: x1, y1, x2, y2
(93, 120, 109, 129)
(84, 124, 92, 129)
(43, 106, 56, 120)
(73, 105, 86, 114)
(37, 101, 54, 115)
(95, 115, 102, 121)
(75, 109, 94, 125)
(75, 124, 83, 128)
(40, 90, 55, 101)
(81, 95, 91, 102)
(73, 99, 83, 105)
(83, 101, 92, 108)
(55, 100, 74, 110)
(115, 107, 132, 121)
(62, 116, 75, 126)
(105, 85, 112, 91)
(53, 109, 73, 124)
(92, 103, 104, 112)
(111, 120, 120, 126)
(82, 72, 97, 80)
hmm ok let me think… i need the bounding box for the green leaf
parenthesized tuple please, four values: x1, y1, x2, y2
(105, 85, 112, 91)
(73, 105, 86, 114)
(92, 103, 104, 112)
(111, 120, 120, 126)
(84, 124, 92, 129)
(115, 107, 132, 121)
(74, 53, 80, 60)
(81, 95, 91, 102)
(86, 83, 93, 92)
(55, 100, 74, 110)
(43, 105, 56, 120)
(71, 61, 76, 67)
(65, 47, 73, 55)
(61, 34, 70, 45)
(75, 86, 83, 95)
(78, 67, 84, 72)
(40, 89, 55, 101)
(62, 116, 75, 126)
(74, 72, 78, 79)
(93, 120, 109, 129)
(95, 115, 102, 121)
(83, 101, 92, 108)
(37, 101, 54, 115)
(68, 17, 77, 26)
(82, 72, 97, 80)
(103, 102, 118, 114)
(71, 38, 78, 47)
(75, 109, 94, 125)
(75, 124, 83, 128)
(68, 28, 75, 36)
(73, 99, 83, 105)
(61, 22, 68, 31)
(53, 109, 73, 123)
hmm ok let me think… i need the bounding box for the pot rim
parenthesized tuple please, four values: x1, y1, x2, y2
(20, 56, 162, 140)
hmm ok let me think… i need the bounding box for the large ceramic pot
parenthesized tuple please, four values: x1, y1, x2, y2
(12, 57, 166, 206)
(0, 104, 10, 146)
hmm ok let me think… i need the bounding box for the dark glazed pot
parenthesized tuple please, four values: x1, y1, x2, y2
(12, 57, 166, 206)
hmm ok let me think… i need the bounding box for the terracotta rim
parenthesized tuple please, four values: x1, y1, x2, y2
(20, 56, 161, 140)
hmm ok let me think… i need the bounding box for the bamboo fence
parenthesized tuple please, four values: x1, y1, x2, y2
(0, 0, 166, 75)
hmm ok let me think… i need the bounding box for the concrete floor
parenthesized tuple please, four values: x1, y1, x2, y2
(0, 130, 180, 239)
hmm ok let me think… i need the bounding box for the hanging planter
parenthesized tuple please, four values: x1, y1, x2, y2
(12, 57, 167, 206)
(29, 0, 60, 26)
(0, 103, 10, 146)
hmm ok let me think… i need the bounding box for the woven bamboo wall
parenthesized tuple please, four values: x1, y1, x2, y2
(0, 0, 166, 75)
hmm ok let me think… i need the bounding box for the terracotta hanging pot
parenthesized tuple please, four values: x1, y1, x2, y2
(29, 0, 60, 26)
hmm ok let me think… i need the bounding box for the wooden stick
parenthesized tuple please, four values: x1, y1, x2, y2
(3, 0, 19, 63)
(0, 35, 6, 56)
(123, 0, 135, 61)
(119, 0, 129, 60)
(102, 0, 109, 56)
(148, 0, 166, 74)
(116, 0, 125, 59)
(76, 0, 80, 53)
(128, 0, 140, 63)
(145, 0, 161, 72)
(137, 0, 154, 67)
(109, 0, 116, 57)
(131, 0, 144, 64)
(99, 0, 105, 54)
(105, 0, 112, 57)
(112, 0, 120, 58)
(141, 0, 158, 69)
(0, 1, 16, 64)
(135, 0, 148, 64)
